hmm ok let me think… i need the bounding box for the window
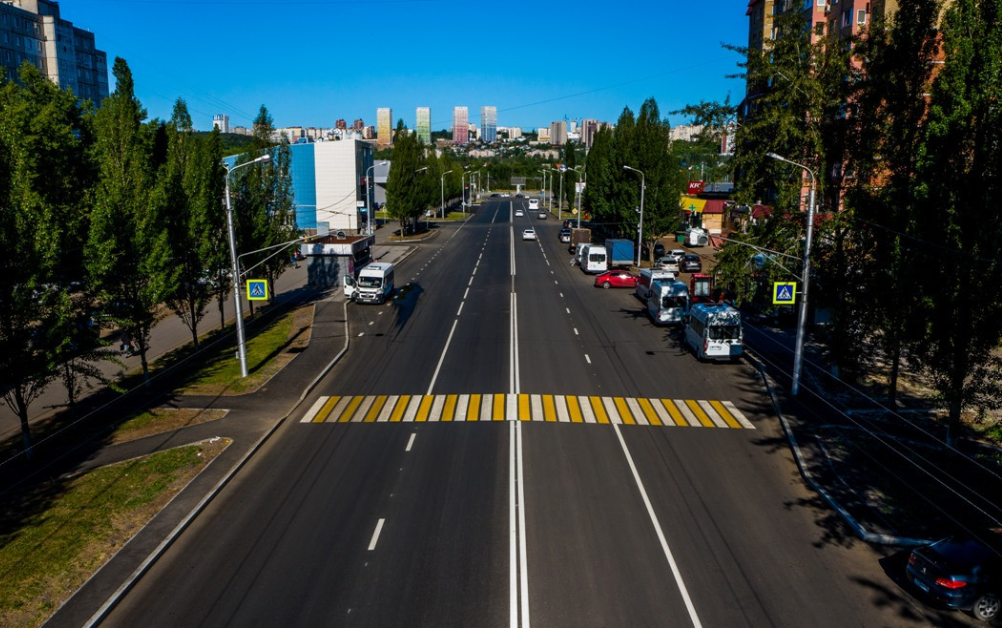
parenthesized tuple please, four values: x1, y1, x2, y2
(842, 10, 851, 26)
(815, 22, 825, 35)
(857, 8, 867, 24)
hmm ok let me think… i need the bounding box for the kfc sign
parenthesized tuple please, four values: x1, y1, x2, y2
(688, 181, 705, 194)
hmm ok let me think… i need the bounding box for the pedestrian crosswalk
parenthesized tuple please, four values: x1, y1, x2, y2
(299, 394, 754, 429)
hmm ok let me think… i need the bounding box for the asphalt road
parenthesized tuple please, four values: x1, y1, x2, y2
(97, 199, 962, 627)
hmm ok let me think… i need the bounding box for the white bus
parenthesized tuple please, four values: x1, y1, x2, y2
(343, 262, 395, 304)
(647, 280, 689, 325)
(684, 303, 742, 361)
(635, 268, 676, 302)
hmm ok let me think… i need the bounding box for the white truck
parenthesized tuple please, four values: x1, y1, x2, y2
(343, 262, 395, 304)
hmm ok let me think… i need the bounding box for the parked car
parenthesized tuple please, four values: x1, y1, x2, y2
(681, 254, 702, 273)
(594, 270, 638, 289)
(907, 535, 1002, 621)
(515, 208, 524, 217)
(521, 228, 537, 241)
(668, 248, 686, 263)
(654, 256, 681, 274)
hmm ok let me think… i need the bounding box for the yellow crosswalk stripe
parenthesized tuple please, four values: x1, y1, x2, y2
(493, 394, 506, 421)
(589, 396, 610, 424)
(314, 395, 341, 423)
(518, 394, 531, 421)
(685, 399, 715, 427)
(300, 394, 754, 430)
(638, 398, 662, 426)
(442, 394, 458, 422)
(661, 399, 687, 426)
(363, 396, 387, 423)
(614, 397, 636, 425)
(566, 395, 584, 423)
(338, 396, 364, 423)
(542, 395, 558, 422)
(414, 395, 434, 422)
(389, 395, 410, 422)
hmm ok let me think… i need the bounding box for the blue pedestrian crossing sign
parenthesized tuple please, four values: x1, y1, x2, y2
(247, 279, 268, 301)
(773, 281, 797, 305)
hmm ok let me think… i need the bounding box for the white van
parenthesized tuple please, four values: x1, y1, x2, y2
(635, 268, 676, 301)
(343, 262, 395, 304)
(684, 303, 743, 361)
(580, 245, 608, 274)
(647, 280, 689, 325)
(528, 198, 539, 210)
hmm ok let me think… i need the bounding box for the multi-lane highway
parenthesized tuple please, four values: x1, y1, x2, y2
(98, 199, 937, 627)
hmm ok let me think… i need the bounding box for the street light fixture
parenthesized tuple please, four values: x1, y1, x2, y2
(224, 152, 272, 378)
(766, 151, 817, 397)
(366, 160, 388, 236)
(539, 169, 548, 203)
(414, 166, 429, 231)
(623, 165, 645, 267)
(571, 165, 584, 228)
(548, 168, 562, 218)
(440, 169, 455, 218)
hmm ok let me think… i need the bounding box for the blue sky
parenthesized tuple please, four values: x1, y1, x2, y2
(69, 0, 750, 132)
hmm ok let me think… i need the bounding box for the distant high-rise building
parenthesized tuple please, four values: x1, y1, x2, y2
(537, 127, 551, 142)
(481, 106, 497, 143)
(336, 119, 347, 130)
(213, 114, 230, 134)
(353, 119, 365, 131)
(581, 119, 598, 148)
(0, 0, 109, 102)
(377, 108, 392, 146)
(363, 126, 376, 140)
(416, 107, 431, 144)
(550, 120, 568, 146)
(452, 107, 469, 144)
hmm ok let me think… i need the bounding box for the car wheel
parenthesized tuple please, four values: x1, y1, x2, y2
(972, 593, 1001, 621)
(602, 281, 611, 289)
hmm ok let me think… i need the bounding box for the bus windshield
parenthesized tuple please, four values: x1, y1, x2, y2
(662, 296, 687, 309)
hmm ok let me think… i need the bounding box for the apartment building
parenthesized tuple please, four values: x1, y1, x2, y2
(416, 107, 431, 144)
(481, 106, 497, 143)
(452, 106, 469, 145)
(0, 0, 108, 102)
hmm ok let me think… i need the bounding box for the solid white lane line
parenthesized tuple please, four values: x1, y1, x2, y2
(509, 421, 518, 628)
(427, 319, 459, 395)
(517, 421, 530, 628)
(368, 518, 386, 551)
(612, 422, 704, 628)
(405, 433, 416, 452)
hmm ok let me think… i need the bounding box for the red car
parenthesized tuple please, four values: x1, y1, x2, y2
(594, 270, 638, 289)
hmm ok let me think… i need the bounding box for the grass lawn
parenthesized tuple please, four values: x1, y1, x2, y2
(0, 440, 228, 628)
(179, 304, 312, 396)
(111, 408, 228, 444)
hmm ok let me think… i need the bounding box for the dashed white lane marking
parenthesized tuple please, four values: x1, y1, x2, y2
(457, 302, 465, 316)
(585, 354, 592, 364)
(565, 308, 571, 314)
(574, 328, 579, 336)
(368, 518, 386, 551)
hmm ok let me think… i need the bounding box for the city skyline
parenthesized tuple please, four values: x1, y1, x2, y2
(62, 1, 747, 133)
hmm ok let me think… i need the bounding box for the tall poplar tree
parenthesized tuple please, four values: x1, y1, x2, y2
(86, 57, 168, 386)
(911, 0, 1002, 444)
(0, 64, 95, 459)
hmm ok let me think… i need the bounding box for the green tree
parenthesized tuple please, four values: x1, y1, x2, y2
(0, 63, 97, 459)
(845, 0, 942, 401)
(911, 0, 1002, 444)
(161, 100, 225, 348)
(634, 98, 683, 262)
(86, 58, 169, 386)
(385, 121, 426, 233)
(583, 125, 615, 225)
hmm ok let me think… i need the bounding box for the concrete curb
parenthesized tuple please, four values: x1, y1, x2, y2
(743, 347, 932, 548)
(77, 299, 353, 628)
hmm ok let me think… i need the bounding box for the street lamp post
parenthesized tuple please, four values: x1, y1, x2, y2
(414, 166, 429, 231)
(623, 165, 645, 267)
(767, 152, 817, 397)
(548, 168, 561, 217)
(572, 165, 584, 228)
(366, 160, 387, 236)
(540, 169, 547, 204)
(440, 169, 454, 218)
(224, 153, 272, 378)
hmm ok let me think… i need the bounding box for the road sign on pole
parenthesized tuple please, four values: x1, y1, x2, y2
(773, 281, 796, 305)
(247, 279, 269, 301)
